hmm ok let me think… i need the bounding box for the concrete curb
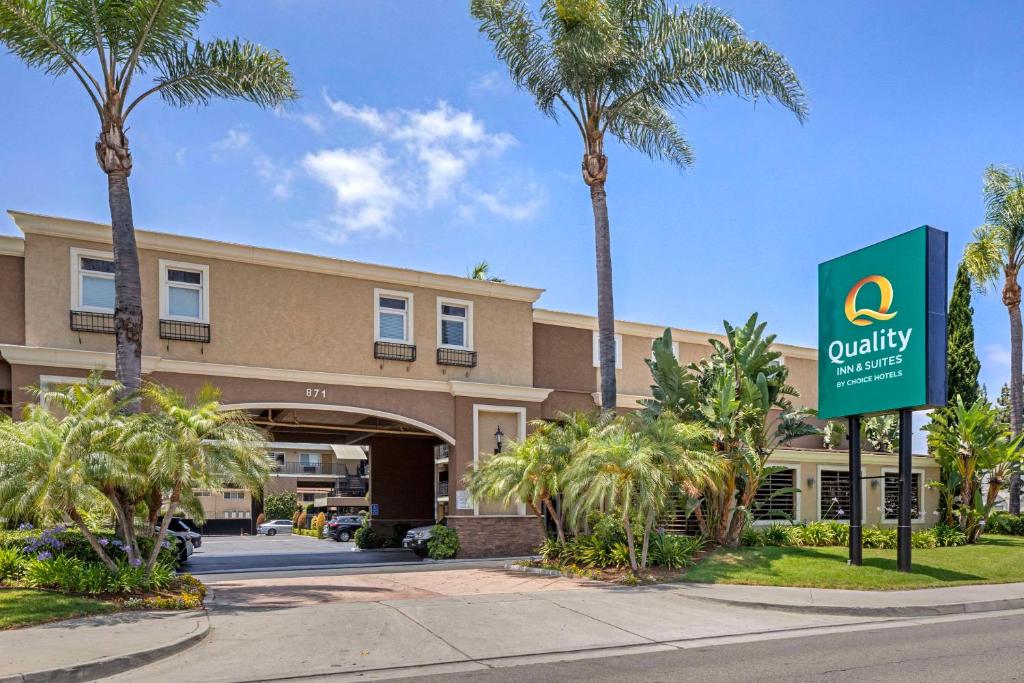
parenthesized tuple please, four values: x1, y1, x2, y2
(678, 592, 1024, 618)
(0, 611, 211, 683)
(192, 556, 540, 576)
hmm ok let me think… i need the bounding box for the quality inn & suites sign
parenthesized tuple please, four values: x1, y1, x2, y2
(818, 226, 948, 419)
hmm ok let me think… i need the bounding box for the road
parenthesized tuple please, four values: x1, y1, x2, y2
(183, 534, 421, 574)
(408, 610, 1024, 683)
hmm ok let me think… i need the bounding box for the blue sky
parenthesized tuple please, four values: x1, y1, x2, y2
(0, 1, 1020, 399)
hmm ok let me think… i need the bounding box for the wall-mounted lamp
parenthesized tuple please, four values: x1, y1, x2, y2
(806, 477, 815, 488)
(870, 479, 879, 490)
(494, 425, 504, 454)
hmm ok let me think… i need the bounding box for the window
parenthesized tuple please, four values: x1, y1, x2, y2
(753, 467, 798, 522)
(375, 289, 413, 343)
(650, 338, 680, 362)
(269, 452, 285, 469)
(160, 260, 209, 322)
(300, 492, 317, 503)
(223, 491, 244, 500)
(299, 453, 321, 473)
(883, 470, 923, 521)
(71, 248, 115, 312)
(819, 469, 851, 521)
(437, 298, 473, 349)
(592, 332, 623, 368)
(195, 490, 210, 497)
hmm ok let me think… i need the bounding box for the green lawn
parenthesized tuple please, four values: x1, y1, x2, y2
(0, 589, 115, 629)
(684, 535, 1024, 590)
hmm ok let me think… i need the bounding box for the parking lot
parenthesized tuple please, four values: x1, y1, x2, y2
(183, 534, 421, 574)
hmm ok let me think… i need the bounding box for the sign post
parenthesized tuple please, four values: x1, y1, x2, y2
(819, 226, 947, 572)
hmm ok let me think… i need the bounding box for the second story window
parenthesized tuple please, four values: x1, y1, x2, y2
(160, 260, 208, 322)
(375, 289, 413, 343)
(72, 248, 115, 312)
(438, 298, 472, 349)
(592, 331, 623, 369)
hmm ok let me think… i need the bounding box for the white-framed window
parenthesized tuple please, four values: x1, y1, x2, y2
(650, 338, 680, 362)
(223, 491, 244, 500)
(881, 468, 926, 522)
(752, 464, 801, 524)
(592, 331, 623, 368)
(437, 297, 473, 350)
(159, 260, 209, 323)
(299, 452, 321, 473)
(195, 490, 210, 497)
(816, 466, 867, 523)
(70, 247, 115, 313)
(374, 288, 413, 343)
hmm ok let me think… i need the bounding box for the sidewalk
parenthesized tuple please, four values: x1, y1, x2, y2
(0, 610, 209, 683)
(671, 581, 1024, 616)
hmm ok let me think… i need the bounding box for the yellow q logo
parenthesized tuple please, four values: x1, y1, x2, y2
(845, 275, 897, 326)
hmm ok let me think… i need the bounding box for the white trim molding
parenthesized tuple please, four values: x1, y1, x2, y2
(221, 402, 456, 445)
(0, 345, 554, 403)
(11, 210, 544, 303)
(472, 404, 528, 517)
(0, 235, 24, 257)
(69, 246, 115, 314)
(436, 296, 473, 351)
(374, 288, 414, 344)
(880, 467, 927, 523)
(590, 392, 647, 409)
(159, 259, 210, 323)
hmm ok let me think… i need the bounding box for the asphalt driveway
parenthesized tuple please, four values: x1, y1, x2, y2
(183, 534, 421, 574)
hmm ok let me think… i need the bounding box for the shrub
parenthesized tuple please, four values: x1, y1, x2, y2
(354, 525, 387, 549)
(986, 512, 1024, 536)
(255, 513, 266, 527)
(0, 546, 26, 582)
(933, 523, 968, 547)
(312, 513, 327, 539)
(912, 529, 938, 549)
(538, 538, 563, 562)
(427, 525, 460, 560)
(296, 511, 308, 529)
(861, 527, 897, 549)
(784, 525, 804, 546)
(572, 535, 610, 567)
(740, 526, 763, 547)
(800, 522, 836, 547)
(264, 492, 297, 521)
(649, 533, 703, 569)
(825, 522, 850, 546)
(761, 523, 792, 547)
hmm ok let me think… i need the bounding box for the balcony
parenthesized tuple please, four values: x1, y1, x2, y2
(272, 462, 360, 476)
(374, 341, 416, 362)
(70, 310, 115, 334)
(437, 347, 477, 368)
(437, 480, 449, 498)
(159, 319, 211, 344)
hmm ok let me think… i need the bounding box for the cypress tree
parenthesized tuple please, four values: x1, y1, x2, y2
(947, 262, 982, 406)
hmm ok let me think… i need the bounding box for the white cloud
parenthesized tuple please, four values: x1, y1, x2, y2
(470, 70, 503, 93)
(254, 155, 295, 200)
(985, 343, 1011, 367)
(302, 146, 403, 240)
(275, 107, 324, 134)
(215, 128, 252, 152)
(322, 91, 391, 133)
(467, 184, 545, 221)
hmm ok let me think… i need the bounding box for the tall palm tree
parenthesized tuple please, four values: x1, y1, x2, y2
(471, 0, 807, 410)
(132, 382, 269, 572)
(0, 1, 297, 405)
(964, 165, 1024, 513)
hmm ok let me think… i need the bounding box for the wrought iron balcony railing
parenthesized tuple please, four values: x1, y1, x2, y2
(272, 462, 359, 476)
(437, 481, 449, 497)
(159, 319, 211, 343)
(374, 341, 416, 362)
(70, 310, 115, 334)
(437, 347, 477, 368)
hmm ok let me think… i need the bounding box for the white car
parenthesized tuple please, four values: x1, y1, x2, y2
(257, 519, 294, 536)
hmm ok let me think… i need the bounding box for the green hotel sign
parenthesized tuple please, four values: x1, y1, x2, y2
(818, 227, 948, 419)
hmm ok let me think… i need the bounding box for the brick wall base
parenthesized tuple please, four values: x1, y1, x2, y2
(448, 516, 546, 558)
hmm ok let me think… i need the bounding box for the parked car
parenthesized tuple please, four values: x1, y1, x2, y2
(325, 515, 363, 542)
(168, 534, 194, 565)
(402, 520, 443, 557)
(257, 519, 294, 536)
(157, 517, 202, 549)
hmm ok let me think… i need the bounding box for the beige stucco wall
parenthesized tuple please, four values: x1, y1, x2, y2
(0, 254, 25, 345)
(196, 489, 252, 521)
(23, 233, 534, 387)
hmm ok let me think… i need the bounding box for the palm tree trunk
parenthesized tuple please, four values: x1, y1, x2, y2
(542, 497, 565, 542)
(1005, 273, 1022, 514)
(623, 513, 638, 571)
(640, 509, 654, 568)
(97, 115, 143, 412)
(147, 485, 181, 573)
(64, 511, 118, 572)
(583, 143, 616, 412)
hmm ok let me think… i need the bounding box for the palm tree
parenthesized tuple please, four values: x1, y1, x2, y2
(0, 375, 129, 570)
(133, 382, 269, 572)
(964, 165, 1024, 513)
(0, 1, 297, 405)
(471, 0, 807, 411)
(469, 260, 505, 282)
